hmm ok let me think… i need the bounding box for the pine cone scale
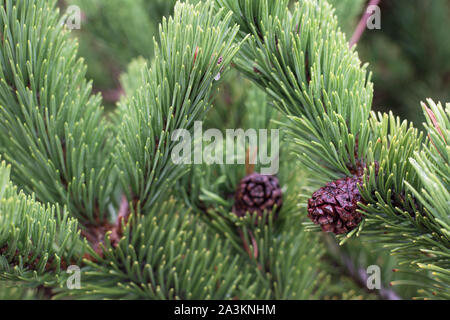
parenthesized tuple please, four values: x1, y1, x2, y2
(307, 176, 364, 235)
(233, 173, 283, 218)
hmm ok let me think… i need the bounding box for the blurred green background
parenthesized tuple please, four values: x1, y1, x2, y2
(358, 0, 450, 127)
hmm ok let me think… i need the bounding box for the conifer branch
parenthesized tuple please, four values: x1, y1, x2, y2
(215, 0, 449, 298)
(63, 199, 248, 300)
(217, 0, 374, 181)
(0, 0, 116, 224)
(0, 160, 82, 285)
(0, 0, 447, 300)
(115, 0, 243, 214)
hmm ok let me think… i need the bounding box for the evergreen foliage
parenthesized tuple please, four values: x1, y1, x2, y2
(0, 160, 82, 285)
(115, 0, 242, 214)
(217, 0, 374, 181)
(0, 0, 448, 300)
(217, 0, 449, 299)
(0, 0, 115, 223)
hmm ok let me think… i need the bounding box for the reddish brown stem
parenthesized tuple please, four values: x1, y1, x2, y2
(82, 195, 131, 261)
(239, 229, 258, 260)
(424, 104, 446, 143)
(245, 147, 258, 175)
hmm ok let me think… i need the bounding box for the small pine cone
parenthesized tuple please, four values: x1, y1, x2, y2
(307, 176, 364, 235)
(233, 173, 282, 218)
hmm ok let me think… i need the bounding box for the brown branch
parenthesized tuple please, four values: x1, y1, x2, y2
(239, 229, 258, 261)
(81, 195, 131, 261)
(245, 147, 258, 175)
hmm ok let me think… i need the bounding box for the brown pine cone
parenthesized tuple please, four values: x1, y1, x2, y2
(307, 176, 364, 235)
(232, 173, 282, 218)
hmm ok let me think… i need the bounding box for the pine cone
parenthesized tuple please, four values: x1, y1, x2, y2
(233, 173, 282, 218)
(307, 176, 364, 235)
